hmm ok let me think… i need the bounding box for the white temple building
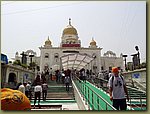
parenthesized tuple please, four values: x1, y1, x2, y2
(14, 19, 124, 73)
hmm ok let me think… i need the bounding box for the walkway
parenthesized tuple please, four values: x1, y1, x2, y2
(30, 76, 146, 110)
(31, 78, 79, 110)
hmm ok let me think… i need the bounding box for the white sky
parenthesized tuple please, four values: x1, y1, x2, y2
(1, 1, 146, 63)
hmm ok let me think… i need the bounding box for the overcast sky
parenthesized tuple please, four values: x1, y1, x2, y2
(1, 1, 146, 63)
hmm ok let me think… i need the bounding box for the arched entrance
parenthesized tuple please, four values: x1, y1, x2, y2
(60, 53, 94, 71)
(8, 73, 17, 88)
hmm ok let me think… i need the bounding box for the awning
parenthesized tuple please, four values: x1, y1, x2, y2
(60, 53, 94, 70)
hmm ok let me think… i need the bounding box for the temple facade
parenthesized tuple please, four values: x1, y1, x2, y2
(14, 19, 124, 73)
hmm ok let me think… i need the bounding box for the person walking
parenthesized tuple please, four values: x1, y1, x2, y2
(61, 71, 65, 84)
(42, 81, 48, 101)
(108, 67, 129, 110)
(24, 82, 29, 98)
(18, 83, 25, 94)
(82, 68, 86, 82)
(33, 82, 42, 108)
(64, 75, 71, 92)
(49, 68, 53, 81)
(26, 81, 32, 100)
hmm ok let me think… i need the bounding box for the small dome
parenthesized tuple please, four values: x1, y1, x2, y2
(90, 38, 96, 46)
(45, 36, 51, 45)
(62, 18, 78, 35)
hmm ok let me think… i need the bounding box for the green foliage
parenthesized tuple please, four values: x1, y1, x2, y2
(29, 61, 37, 67)
(13, 60, 21, 65)
(141, 62, 146, 68)
(9, 61, 12, 63)
(21, 64, 28, 68)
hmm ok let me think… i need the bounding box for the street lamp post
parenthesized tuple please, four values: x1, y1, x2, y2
(122, 55, 128, 71)
(20, 51, 28, 64)
(131, 53, 138, 70)
(29, 54, 34, 70)
(135, 46, 140, 69)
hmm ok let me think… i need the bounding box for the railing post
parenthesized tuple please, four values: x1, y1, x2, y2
(97, 97, 100, 110)
(92, 92, 94, 110)
(140, 95, 142, 110)
(83, 82, 85, 101)
(106, 103, 108, 110)
(85, 83, 87, 105)
(129, 90, 132, 110)
(88, 88, 90, 110)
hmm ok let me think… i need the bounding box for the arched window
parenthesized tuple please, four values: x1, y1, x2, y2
(8, 73, 16, 82)
(54, 53, 59, 58)
(54, 53, 59, 63)
(45, 53, 49, 58)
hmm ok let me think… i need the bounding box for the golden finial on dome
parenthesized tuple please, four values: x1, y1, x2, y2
(69, 18, 71, 25)
(45, 36, 51, 46)
(90, 37, 96, 46)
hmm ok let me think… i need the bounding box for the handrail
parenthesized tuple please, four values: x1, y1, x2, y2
(127, 85, 146, 110)
(127, 86, 146, 94)
(128, 94, 146, 110)
(83, 75, 146, 110)
(132, 79, 146, 91)
(74, 76, 116, 110)
(87, 76, 109, 92)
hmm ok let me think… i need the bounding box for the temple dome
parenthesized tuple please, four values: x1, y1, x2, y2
(62, 18, 78, 35)
(45, 36, 51, 46)
(90, 38, 96, 46)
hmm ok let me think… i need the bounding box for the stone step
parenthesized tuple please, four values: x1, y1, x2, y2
(46, 92, 74, 99)
(47, 86, 73, 92)
(31, 92, 74, 100)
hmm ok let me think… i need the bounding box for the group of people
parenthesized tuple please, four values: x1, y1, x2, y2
(13, 73, 49, 109)
(1, 66, 129, 110)
(31, 74, 49, 108)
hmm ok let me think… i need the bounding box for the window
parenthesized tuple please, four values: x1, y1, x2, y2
(54, 53, 59, 58)
(54, 53, 59, 63)
(101, 66, 104, 70)
(45, 53, 49, 58)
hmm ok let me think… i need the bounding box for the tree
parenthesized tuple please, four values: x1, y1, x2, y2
(21, 64, 28, 68)
(13, 60, 21, 65)
(141, 62, 146, 68)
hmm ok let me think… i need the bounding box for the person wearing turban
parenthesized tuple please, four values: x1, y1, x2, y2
(108, 67, 129, 110)
(1, 88, 31, 110)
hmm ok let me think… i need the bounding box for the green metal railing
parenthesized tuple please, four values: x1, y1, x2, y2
(86, 76, 147, 110)
(74, 77, 116, 110)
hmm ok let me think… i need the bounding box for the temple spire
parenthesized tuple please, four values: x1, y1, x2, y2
(69, 18, 71, 25)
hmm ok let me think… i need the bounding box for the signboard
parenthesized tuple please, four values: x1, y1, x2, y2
(62, 44, 80, 47)
(23, 73, 29, 82)
(132, 73, 140, 78)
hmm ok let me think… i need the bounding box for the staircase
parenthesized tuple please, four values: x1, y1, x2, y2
(127, 86, 146, 99)
(30, 79, 76, 110)
(46, 79, 74, 100)
(127, 86, 146, 110)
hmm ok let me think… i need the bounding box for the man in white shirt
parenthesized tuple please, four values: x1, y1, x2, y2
(33, 82, 42, 108)
(108, 67, 129, 110)
(18, 83, 25, 94)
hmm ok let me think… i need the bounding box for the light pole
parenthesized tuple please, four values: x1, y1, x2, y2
(29, 54, 34, 70)
(20, 51, 28, 64)
(135, 46, 140, 69)
(122, 55, 128, 71)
